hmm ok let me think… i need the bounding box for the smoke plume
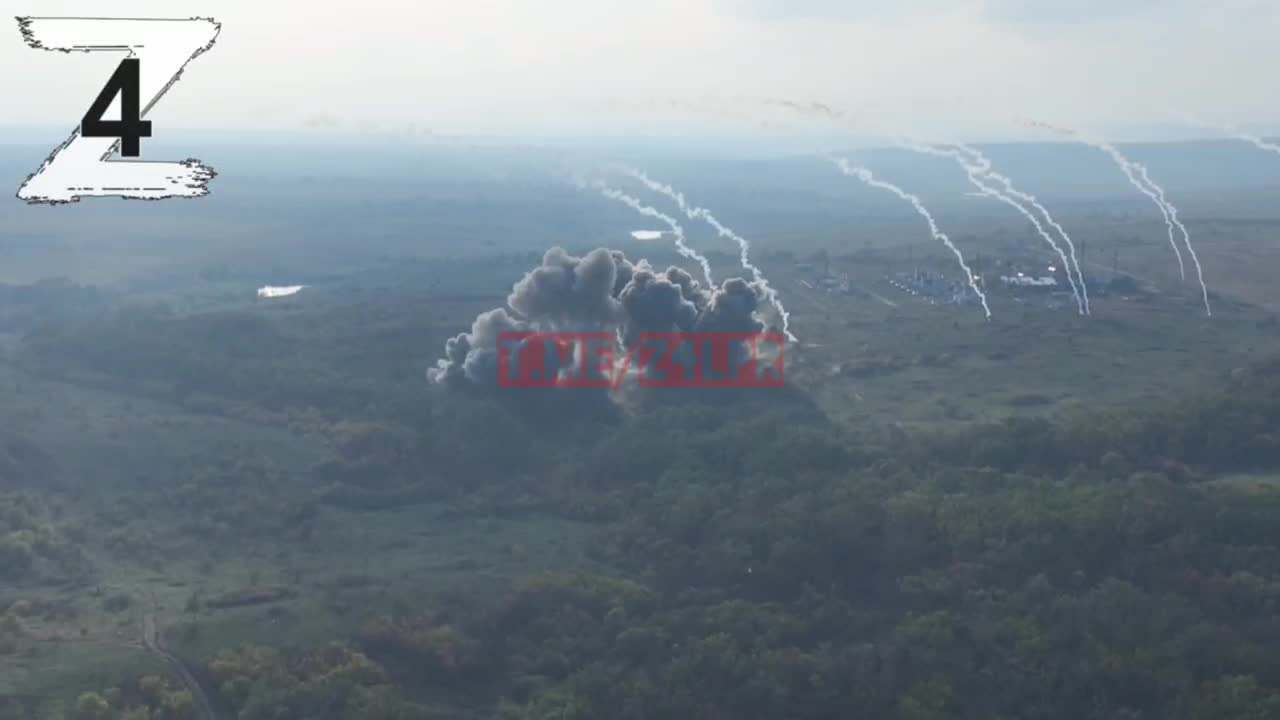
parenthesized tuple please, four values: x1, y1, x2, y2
(614, 166, 795, 343)
(428, 247, 766, 390)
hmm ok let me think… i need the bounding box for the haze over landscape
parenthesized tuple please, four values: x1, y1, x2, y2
(4, 0, 1280, 139)
(2, 2, 1280, 720)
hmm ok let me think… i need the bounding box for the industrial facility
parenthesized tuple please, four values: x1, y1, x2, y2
(796, 251, 855, 295)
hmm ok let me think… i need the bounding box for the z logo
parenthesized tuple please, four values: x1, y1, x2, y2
(14, 17, 221, 204)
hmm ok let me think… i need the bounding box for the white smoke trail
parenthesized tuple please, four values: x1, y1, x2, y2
(954, 143, 1090, 316)
(754, 100, 1086, 313)
(904, 142, 1085, 315)
(1113, 154, 1187, 280)
(831, 157, 991, 320)
(616, 166, 796, 342)
(1025, 120, 1210, 316)
(594, 182, 715, 285)
(1225, 128, 1280, 157)
(1134, 163, 1211, 317)
(1042, 124, 1185, 281)
(1185, 117, 1280, 157)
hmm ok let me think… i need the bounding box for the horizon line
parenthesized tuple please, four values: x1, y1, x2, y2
(0, 124, 1266, 148)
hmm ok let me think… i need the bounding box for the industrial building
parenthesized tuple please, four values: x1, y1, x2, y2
(796, 252, 854, 295)
(999, 272, 1059, 291)
(889, 269, 985, 307)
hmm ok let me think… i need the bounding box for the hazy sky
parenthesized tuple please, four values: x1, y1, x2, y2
(2, 0, 1278, 141)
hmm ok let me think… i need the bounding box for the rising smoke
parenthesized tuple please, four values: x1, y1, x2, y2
(613, 165, 795, 343)
(427, 247, 765, 389)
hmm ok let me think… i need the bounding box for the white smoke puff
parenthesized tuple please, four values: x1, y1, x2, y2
(257, 285, 305, 298)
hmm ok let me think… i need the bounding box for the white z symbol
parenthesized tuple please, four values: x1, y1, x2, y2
(15, 17, 221, 204)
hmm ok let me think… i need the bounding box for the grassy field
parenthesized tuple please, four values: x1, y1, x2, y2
(752, 216, 1280, 431)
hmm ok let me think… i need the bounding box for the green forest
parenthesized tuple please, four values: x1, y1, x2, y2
(2, 270, 1280, 720)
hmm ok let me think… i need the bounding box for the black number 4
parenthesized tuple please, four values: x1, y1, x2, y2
(81, 57, 152, 158)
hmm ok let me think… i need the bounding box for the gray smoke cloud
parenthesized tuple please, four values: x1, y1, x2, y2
(695, 277, 764, 335)
(431, 308, 530, 386)
(428, 247, 766, 389)
(507, 247, 625, 330)
(617, 261, 702, 347)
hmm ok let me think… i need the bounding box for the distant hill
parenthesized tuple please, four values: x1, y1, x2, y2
(0, 131, 1277, 283)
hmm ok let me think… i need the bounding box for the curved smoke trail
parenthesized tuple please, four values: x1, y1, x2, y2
(831, 157, 992, 320)
(757, 98, 1085, 313)
(1225, 129, 1280, 157)
(594, 182, 715, 286)
(1025, 120, 1210, 317)
(954, 143, 1090, 316)
(1185, 117, 1280, 157)
(1134, 163, 1211, 317)
(904, 142, 1085, 316)
(1031, 122, 1185, 280)
(616, 166, 795, 342)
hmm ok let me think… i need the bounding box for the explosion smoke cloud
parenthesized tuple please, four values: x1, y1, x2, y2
(615, 166, 795, 343)
(428, 247, 766, 391)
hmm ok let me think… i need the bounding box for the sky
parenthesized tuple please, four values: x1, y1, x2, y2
(1, 0, 1278, 143)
